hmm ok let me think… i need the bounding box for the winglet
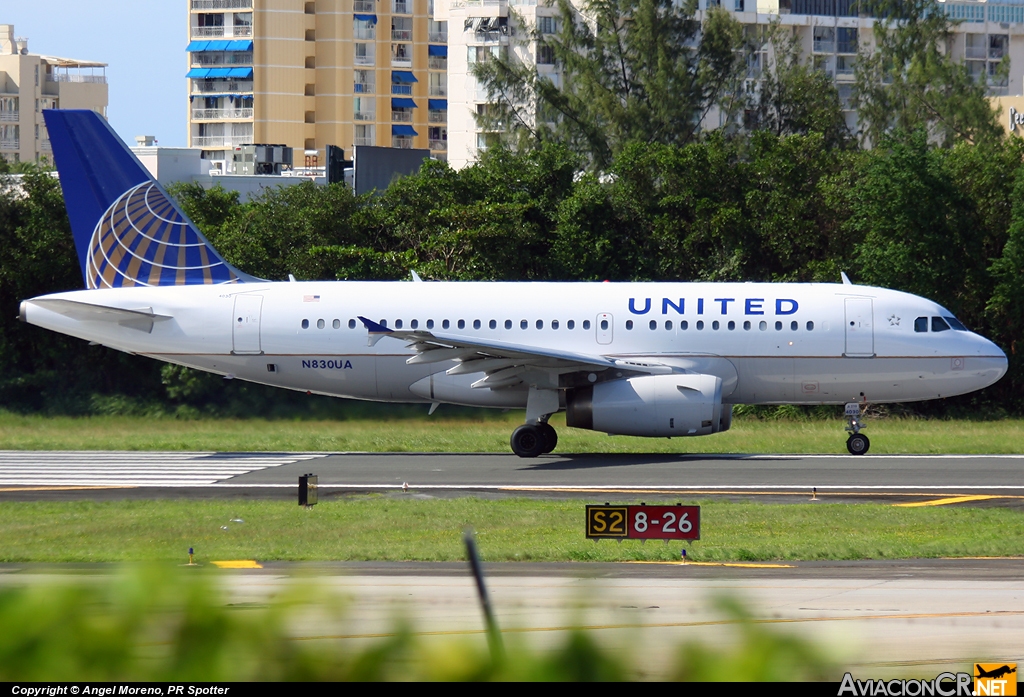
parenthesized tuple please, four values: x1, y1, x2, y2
(358, 315, 392, 347)
(410, 270, 423, 282)
(841, 271, 853, 285)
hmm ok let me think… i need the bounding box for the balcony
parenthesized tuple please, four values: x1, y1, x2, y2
(354, 27, 376, 40)
(354, 111, 376, 121)
(191, 0, 252, 8)
(192, 26, 226, 37)
(392, 136, 414, 149)
(354, 81, 375, 93)
(39, 139, 51, 150)
(191, 135, 253, 148)
(392, 0, 411, 13)
(233, 25, 252, 37)
(191, 52, 253, 66)
(355, 53, 376, 66)
(193, 25, 252, 38)
(354, 0, 375, 10)
(429, 57, 447, 70)
(429, 85, 447, 97)
(429, 31, 448, 43)
(966, 46, 987, 60)
(813, 39, 835, 53)
(392, 110, 413, 122)
(837, 40, 857, 54)
(429, 139, 447, 151)
(0, 139, 20, 150)
(193, 80, 253, 93)
(191, 108, 254, 120)
(428, 110, 446, 123)
(0, 112, 17, 122)
(354, 136, 374, 146)
(48, 73, 107, 84)
(392, 84, 412, 95)
(392, 29, 413, 41)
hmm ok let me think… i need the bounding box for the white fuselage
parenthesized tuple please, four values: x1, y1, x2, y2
(22, 281, 1008, 409)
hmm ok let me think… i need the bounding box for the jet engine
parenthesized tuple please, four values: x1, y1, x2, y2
(566, 374, 731, 437)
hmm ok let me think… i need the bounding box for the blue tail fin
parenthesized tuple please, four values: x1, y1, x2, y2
(43, 109, 251, 289)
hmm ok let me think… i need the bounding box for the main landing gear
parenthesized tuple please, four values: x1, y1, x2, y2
(510, 422, 558, 458)
(844, 402, 870, 455)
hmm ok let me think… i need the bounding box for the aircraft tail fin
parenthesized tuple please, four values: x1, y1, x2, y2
(43, 109, 253, 289)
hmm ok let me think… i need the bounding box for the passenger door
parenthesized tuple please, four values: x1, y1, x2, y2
(844, 298, 874, 357)
(232, 295, 263, 354)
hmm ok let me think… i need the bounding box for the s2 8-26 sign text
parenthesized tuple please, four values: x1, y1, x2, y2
(585, 504, 701, 540)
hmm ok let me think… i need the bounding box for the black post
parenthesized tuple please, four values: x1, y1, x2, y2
(463, 528, 503, 661)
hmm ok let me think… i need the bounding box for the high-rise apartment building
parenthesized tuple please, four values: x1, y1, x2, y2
(0, 24, 107, 165)
(441, 0, 1024, 169)
(186, 0, 449, 172)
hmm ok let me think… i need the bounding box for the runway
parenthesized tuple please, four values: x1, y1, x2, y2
(0, 451, 1022, 503)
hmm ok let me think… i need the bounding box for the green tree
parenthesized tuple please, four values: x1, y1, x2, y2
(854, 0, 1003, 147)
(986, 167, 1024, 413)
(472, 0, 747, 168)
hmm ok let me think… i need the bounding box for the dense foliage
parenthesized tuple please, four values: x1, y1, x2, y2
(1, 128, 1021, 417)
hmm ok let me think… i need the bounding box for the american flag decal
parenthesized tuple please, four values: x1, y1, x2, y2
(303, 295, 321, 302)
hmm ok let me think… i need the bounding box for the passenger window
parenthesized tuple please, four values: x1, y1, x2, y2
(301, 319, 309, 329)
(625, 320, 633, 330)
(944, 316, 968, 331)
(489, 319, 496, 329)
(696, 320, 704, 330)
(775, 321, 782, 330)
(473, 319, 481, 329)
(348, 319, 356, 329)
(458, 319, 466, 329)
(728, 321, 735, 330)
(395, 319, 403, 329)
(410, 319, 418, 329)
(600, 319, 608, 330)
(333, 319, 340, 329)
(665, 320, 672, 330)
(680, 320, 688, 330)
(442, 319, 450, 329)
(791, 321, 798, 331)
(712, 320, 720, 330)
(520, 319, 528, 329)
(537, 320, 544, 329)
(759, 321, 767, 331)
(931, 316, 950, 332)
(426, 319, 434, 329)
(914, 317, 928, 333)
(378, 319, 387, 328)
(552, 320, 559, 330)
(649, 320, 657, 330)
(743, 320, 751, 330)
(583, 320, 591, 329)
(504, 319, 512, 330)
(567, 320, 575, 330)
(317, 319, 325, 329)
(806, 321, 814, 331)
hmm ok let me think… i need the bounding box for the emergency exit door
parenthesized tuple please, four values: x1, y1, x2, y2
(232, 295, 263, 354)
(596, 313, 613, 345)
(844, 298, 874, 357)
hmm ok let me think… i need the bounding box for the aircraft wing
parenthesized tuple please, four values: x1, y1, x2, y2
(358, 316, 673, 389)
(26, 298, 172, 333)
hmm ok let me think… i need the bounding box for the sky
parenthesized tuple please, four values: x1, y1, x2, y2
(6, 0, 187, 146)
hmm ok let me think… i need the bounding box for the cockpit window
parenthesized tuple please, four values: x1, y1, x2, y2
(914, 317, 928, 333)
(944, 316, 968, 331)
(931, 316, 951, 332)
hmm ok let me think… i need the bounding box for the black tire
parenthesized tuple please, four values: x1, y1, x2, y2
(847, 433, 870, 455)
(510, 424, 546, 458)
(539, 423, 557, 453)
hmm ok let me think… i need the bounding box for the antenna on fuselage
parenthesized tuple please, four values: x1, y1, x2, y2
(410, 270, 423, 282)
(840, 271, 853, 285)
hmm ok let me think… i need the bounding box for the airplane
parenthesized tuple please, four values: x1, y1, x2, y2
(18, 110, 1008, 457)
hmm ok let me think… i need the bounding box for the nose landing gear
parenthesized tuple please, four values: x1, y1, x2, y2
(845, 402, 870, 455)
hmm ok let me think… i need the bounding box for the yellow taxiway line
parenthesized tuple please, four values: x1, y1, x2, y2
(625, 560, 795, 568)
(894, 495, 999, 508)
(210, 560, 263, 569)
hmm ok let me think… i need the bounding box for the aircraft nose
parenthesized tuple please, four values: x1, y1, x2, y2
(976, 337, 1008, 386)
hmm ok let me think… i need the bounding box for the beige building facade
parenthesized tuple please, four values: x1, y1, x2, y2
(0, 24, 107, 165)
(187, 0, 449, 171)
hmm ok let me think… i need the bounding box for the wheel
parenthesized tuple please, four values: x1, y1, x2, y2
(510, 424, 546, 458)
(847, 433, 870, 455)
(538, 423, 557, 453)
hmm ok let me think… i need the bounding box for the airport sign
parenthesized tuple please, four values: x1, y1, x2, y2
(586, 504, 700, 540)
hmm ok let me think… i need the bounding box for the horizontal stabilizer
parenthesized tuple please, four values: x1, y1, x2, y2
(27, 298, 172, 333)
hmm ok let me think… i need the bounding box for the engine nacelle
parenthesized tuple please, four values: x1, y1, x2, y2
(566, 374, 727, 437)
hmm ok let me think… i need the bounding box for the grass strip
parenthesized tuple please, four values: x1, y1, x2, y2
(0, 412, 1021, 453)
(0, 497, 1021, 562)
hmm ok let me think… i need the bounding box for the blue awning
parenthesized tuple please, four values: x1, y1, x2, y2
(227, 67, 253, 78)
(428, 99, 447, 110)
(392, 125, 418, 136)
(186, 41, 210, 52)
(226, 39, 253, 51)
(391, 97, 417, 109)
(206, 67, 232, 78)
(186, 68, 212, 78)
(353, 13, 378, 23)
(428, 44, 447, 57)
(205, 40, 232, 51)
(392, 71, 418, 83)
